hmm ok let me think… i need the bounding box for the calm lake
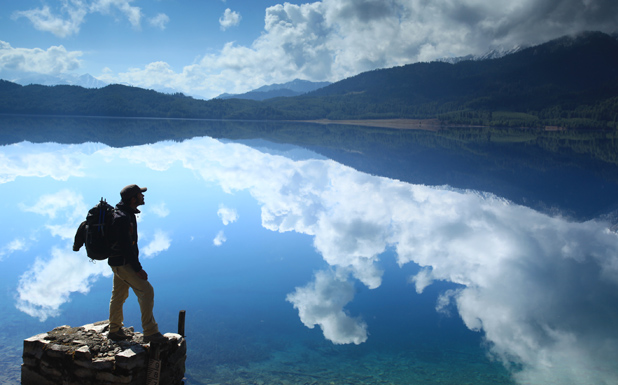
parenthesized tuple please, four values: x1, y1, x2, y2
(1, 116, 618, 385)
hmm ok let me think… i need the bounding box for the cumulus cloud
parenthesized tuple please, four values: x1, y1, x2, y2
(0, 40, 82, 76)
(403, 210, 618, 384)
(94, 0, 618, 98)
(97, 60, 180, 97)
(16, 247, 111, 321)
(142, 229, 171, 258)
(217, 204, 238, 225)
(286, 269, 368, 345)
(219, 8, 241, 30)
(213, 230, 226, 246)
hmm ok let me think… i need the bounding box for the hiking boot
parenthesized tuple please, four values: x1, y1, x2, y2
(143, 332, 168, 344)
(108, 329, 132, 341)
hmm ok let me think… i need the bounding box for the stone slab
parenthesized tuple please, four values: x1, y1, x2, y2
(22, 320, 187, 385)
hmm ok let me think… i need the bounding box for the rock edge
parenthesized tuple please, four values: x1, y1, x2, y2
(22, 320, 186, 385)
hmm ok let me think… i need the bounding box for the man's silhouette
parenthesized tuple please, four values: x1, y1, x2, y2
(107, 184, 166, 344)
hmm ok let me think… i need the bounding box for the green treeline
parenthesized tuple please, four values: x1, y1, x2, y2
(2, 80, 616, 129)
(1, 32, 617, 129)
(0, 82, 261, 119)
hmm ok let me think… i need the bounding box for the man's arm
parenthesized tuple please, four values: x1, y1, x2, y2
(72, 221, 87, 251)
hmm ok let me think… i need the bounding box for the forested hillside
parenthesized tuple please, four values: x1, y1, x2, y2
(1, 32, 617, 129)
(285, 31, 618, 128)
(0, 82, 262, 119)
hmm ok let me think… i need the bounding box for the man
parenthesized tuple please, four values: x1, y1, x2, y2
(107, 184, 167, 344)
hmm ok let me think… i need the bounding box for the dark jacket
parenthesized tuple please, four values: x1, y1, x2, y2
(108, 201, 143, 272)
(73, 220, 87, 252)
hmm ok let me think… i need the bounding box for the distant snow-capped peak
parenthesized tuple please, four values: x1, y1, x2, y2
(438, 45, 524, 64)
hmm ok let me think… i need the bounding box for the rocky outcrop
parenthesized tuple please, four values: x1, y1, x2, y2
(22, 320, 186, 385)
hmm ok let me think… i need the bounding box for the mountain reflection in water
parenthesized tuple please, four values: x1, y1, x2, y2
(1, 118, 618, 385)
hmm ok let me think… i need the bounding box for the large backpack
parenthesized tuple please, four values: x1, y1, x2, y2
(73, 198, 116, 261)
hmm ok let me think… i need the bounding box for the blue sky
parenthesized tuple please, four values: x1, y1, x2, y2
(1, 0, 617, 99)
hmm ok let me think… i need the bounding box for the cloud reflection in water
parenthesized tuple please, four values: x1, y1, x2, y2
(3, 137, 618, 384)
(16, 247, 111, 321)
(106, 137, 618, 384)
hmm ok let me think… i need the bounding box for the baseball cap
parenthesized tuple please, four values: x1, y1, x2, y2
(120, 184, 147, 202)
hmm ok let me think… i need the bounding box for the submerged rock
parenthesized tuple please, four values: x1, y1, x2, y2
(22, 320, 186, 385)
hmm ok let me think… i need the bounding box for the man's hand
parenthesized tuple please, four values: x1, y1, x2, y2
(136, 269, 148, 280)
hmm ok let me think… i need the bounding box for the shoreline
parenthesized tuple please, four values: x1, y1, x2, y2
(296, 118, 443, 131)
(297, 119, 569, 131)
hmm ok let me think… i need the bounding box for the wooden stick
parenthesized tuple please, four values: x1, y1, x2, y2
(178, 310, 186, 337)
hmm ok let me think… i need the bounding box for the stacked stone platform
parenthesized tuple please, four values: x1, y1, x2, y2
(22, 320, 186, 385)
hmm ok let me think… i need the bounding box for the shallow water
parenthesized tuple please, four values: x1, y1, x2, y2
(1, 119, 618, 385)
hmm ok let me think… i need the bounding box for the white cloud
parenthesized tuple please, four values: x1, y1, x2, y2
(46, 223, 79, 240)
(142, 229, 171, 258)
(0, 142, 90, 183)
(16, 247, 111, 321)
(20, 189, 89, 243)
(21, 189, 86, 220)
(21, 189, 88, 239)
(149, 13, 169, 30)
(217, 204, 238, 225)
(150, 202, 170, 218)
(219, 8, 241, 30)
(97, 60, 180, 96)
(11, 3, 87, 38)
(93, 0, 618, 99)
(286, 269, 368, 345)
(0, 40, 82, 76)
(409, 267, 434, 294)
(12, 0, 146, 38)
(213, 230, 226, 246)
(103, 138, 394, 288)
(0, 238, 27, 261)
(89, 0, 142, 29)
(435, 288, 459, 317)
(7, 238, 27, 252)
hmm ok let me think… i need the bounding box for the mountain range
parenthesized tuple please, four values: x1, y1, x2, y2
(1, 72, 331, 102)
(215, 79, 331, 101)
(3, 72, 108, 89)
(0, 31, 617, 129)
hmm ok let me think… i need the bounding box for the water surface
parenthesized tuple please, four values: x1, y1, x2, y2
(1, 117, 618, 385)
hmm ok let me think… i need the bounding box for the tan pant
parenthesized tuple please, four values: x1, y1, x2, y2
(109, 264, 159, 336)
